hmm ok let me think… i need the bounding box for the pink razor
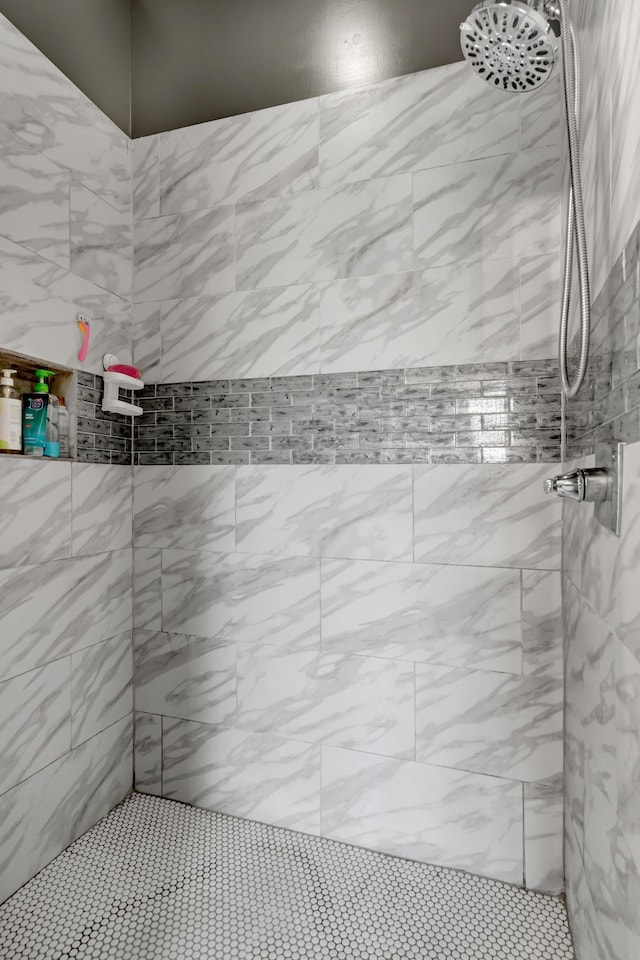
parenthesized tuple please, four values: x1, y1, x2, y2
(77, 316, 91, 362)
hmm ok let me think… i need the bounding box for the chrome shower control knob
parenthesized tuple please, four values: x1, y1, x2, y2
(544, 478, 557, 494)
(543, 468, 610, 503)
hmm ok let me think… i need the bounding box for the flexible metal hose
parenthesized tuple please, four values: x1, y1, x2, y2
(558, 0, 591, 398)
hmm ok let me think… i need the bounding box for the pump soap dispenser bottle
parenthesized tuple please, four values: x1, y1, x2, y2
(0, 368, 22, 454)
(22, 369, 53, 457)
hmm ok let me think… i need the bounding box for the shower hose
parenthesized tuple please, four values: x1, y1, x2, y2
(558, 0, 591, 399)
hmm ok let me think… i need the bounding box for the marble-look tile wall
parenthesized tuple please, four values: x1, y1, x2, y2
(132, 62, 562, 383)
(129, 51, 566, 893)
(132, 461, 563, 890)
(0, 14, 135, 903)
(562, 2, 640, 958)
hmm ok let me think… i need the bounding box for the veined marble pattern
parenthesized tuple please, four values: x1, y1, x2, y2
(0, 14, 129, 212)
(320, 558, 522, 672)
(70, 180, 132, 298)
(565, 809, 605, 960)
(320, 746, 523, 884)
(235, 464, 413, 561)
(162, 718, 321, 835)
(520, 254, 562, 360)
(236, 644, 414, 759)
(133, 301, 162, 383)
(133, 465, 235, 551)
(520, 74, 563, 152)
(159, 97, 319, 213)
(319, 261, 521, 373)
(413, 464, 561, 569)
(524, 781, 564, 894)
(0, 459, 71, 569)
(71, 463, 133, 557)
(133, 548, 162, 631)
(318, 62, 520, 187)
(415, 664, 563, 782)
(0, 549, 132, 680)
(0, 715, 132, 903)
(134, 208, 235, 303)
(0, 123, 69, 269)
(71, 633, 133, 747)
(134, 630, 236, 726)
(160, 285, 320, 382)
(162, 550, 320, 650)
(0, 659, 71, 793)
(133, 136, 160, 221)
(134, 711, 162, 796)
(235, 175, 412, 291)
(0, 235, 132, 373)
(610, 0, 640, 263)
(616, 640, 640, 868)
(413, 147, 561, 269)
(523, 570, 563, 679)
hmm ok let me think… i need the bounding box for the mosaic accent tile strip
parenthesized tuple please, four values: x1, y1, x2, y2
(134, 360, 562, 466)
(565, 216, 640, 459)
(76, 371, 133, 465)
(0, 792, 576, 960)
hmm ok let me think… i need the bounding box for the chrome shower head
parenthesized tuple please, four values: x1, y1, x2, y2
(460, 0, 560, 92)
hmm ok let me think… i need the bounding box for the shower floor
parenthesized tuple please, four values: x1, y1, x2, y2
(0, 793, 574, 960)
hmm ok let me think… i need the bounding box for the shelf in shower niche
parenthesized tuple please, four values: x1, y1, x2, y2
(101, 370, 144, 417)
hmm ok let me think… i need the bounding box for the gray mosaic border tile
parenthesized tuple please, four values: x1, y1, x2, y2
(565, 216, 640, 460)
(76, 371, 133, 465)
(134, 361, 562, 466)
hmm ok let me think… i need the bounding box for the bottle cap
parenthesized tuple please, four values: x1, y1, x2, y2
(0, 368, 17, 386)
(33, 369, 54, 394)
(44, 441, 60, 458)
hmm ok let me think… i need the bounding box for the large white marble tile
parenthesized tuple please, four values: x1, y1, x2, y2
(319, 260, 520, 373)
(134, 711, 162, 797)
(0, 714, 132, 903)
(160, 284, 320, 382)
(0, 458, 71, 569)
(133, 465, 235, 552)
(0, 235, 132, 373)
(0, 123, 69, 268)
(162, 550, 320, 650)
(520, 73, 563, 151)
(610, 0, 640, 263)
(162, 718, 321, 835)
(133, 548, 162, 631)
(524, 780, 564, 893)
(580, 442, 640, 663)
(134, 630, 236, 726)
(0, 659, 71, 793)
(134, 208, 235, 302)
(236, 644, 414, 759)
(413, 147, 561, 269)
(584, 749, 640, 960)
(133, 301, 162, 383)
(565, 805, 606, 960)
(159, 97, 318, 213)
(71, 463, 132, 557)
(71, 633, 133, 747)
(615, 639, 640, 869)
(236, 175, 412, 290)
(523, 570, 563, 679)
(413, 464, 561, 570)
(519, 253, 562, 360)
(415, 664, 563, 782)
(319, 63, 520, 187)
(133, 136, 160, 221)
(236, 465, 412, 562)
(321, 558, 521, 672)
(0, 16, 129, 212)
(0, 548, 132, 682)
(70, 180, 131, 298)
(320, 746, 523, 884)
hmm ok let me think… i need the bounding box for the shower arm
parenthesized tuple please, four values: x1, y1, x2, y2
(558, 0, 591, 399)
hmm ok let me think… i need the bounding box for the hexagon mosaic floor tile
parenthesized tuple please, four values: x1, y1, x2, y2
(0, 792, 575, 960)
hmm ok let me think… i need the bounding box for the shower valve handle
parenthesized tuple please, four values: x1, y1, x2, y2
(543, 468, 610, 503)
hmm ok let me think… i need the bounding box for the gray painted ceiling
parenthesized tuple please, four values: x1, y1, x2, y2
(0, 0, 473, 137)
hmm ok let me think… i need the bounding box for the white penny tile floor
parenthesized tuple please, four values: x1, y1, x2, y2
(0, 792, 575, 959)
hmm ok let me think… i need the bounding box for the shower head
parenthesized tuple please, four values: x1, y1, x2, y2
(460, 0, 560, 92)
